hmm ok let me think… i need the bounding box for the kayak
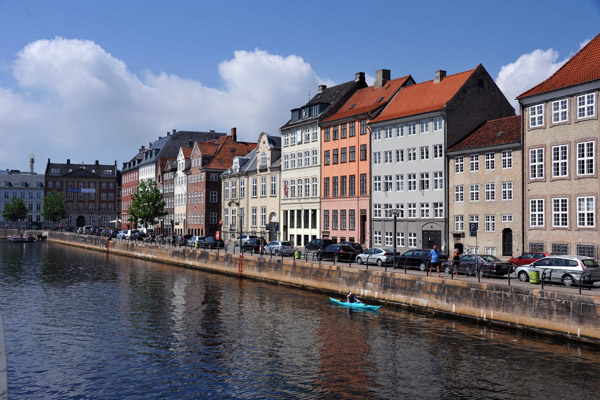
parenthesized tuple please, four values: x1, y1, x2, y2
(329, 297, 381, 311)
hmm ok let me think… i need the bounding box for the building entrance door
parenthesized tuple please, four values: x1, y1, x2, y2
(502, 228, 513, 256)
(422, 230, 441, 249)
(76, 215, 85, 227)
(360, 214, 367, 245)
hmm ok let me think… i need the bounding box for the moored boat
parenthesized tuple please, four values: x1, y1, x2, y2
(7, 235, 35, 242)
(329, 297, 381, 311)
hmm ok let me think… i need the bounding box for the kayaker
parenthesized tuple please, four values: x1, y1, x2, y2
(347, 291, 360, 303)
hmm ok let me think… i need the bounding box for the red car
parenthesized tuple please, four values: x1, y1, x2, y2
(508, 252, 550, 266)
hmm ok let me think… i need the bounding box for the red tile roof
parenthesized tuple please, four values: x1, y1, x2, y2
(518, 33, 600, 98)
(371, 66, 479, 123)
(321, 75, 412, 123)
(448, 115, 521, 152)
(203, 136, 256, 170)
(181, 147, 193, 158)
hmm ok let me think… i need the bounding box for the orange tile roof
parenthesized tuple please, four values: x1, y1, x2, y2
(321, 75, 412, 123)
(518, 33, 600, 98)
(204, 136, 256, 170)
(448, 115, 521, 152)
(371, 67, 478, 123)
(181, 147, 193, 158)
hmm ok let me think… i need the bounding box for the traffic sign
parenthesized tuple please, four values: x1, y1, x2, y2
(469, 222, 478, 237)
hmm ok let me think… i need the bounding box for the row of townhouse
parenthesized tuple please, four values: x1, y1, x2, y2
(219, 64, 514, 253)
(118, 33, 600, 260)
(120, 128, 256, 237)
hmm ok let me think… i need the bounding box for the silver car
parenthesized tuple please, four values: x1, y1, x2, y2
(264, 241, 295, 256)
(356, 248, 393, 267)
(515, 255, 600, 286)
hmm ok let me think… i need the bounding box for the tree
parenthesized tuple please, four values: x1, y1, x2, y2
(128, 179, 166, 228)
(42, 191, 68, 223)
(2, 197, 29, 224)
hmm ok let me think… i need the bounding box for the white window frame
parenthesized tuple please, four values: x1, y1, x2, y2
(470, 154, 479, 172)
(485, 215, 495, 232)
(577, 141, 595, 176)
(485, 152, 495, 171)
(485, 183, 495, 201)
(577, 196, 595, 227)
(530, 104, 544, 128)
(530, 198, 545, 227)
(578, 93, 595, 119)
(455, 185, 464, 203)
(469, 184, 480, 202)
(530, 148, 544, 179)
(502, 150, 512, 169)
(501, 182, 513, 201)
(552, 99, 568, 123)
(552, 197, 569, 228)
(552, 144, 568, 178)
(455, 156, 464, 173)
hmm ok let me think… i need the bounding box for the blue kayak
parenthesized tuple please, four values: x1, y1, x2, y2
(329, 297, 381, 311)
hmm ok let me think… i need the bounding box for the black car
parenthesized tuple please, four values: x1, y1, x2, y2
(199, 237, 225, 249)
(392, 249, 448, 271)
(317, 244, 358, 262)
(305, 238, 333, 253)
(243, 237, 266, 253)
(442, 254, 514, 277)
(338, 241, 364, 254)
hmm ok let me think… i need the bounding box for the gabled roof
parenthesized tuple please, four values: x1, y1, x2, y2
(448, 115, 521, 152)
(45, 159, 117, 177)
(280, 76, 368, 129)
(518, 33, 600, 99)
(203, 136, 256, 170)
(371, 67, 478, 123)
(321, 75, 413, 123)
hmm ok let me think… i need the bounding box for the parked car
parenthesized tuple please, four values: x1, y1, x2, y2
(356, 248, 393, 266)
(442, 254, 514, 277)
(392, 249, 448, 271)
(338, 241, 364, 254)
(176, 234, 193, 246)
(264, 241, 295, 256)
(116, 230, 127, 239)
(199, 237, 225, 249)
(237, 234, 258, 246)
(243, 237, 266, 253)
(305, 238, 333, 253)
(188, 236, 205, 247)
(508, 252, 550, 266)
(124, 229, 141, 240)
(515, 255, 600, 286)
(317, 244, 359, 263)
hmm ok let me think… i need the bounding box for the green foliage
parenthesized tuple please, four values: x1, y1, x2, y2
(42, 191, 68, 223)
(2, 196, 29, 222)
(128, 179, 166, 228)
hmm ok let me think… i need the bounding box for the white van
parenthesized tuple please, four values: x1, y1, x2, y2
(124, 229, 140, 240)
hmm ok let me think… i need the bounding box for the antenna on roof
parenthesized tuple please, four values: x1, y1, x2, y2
(308, 90, 311, 101)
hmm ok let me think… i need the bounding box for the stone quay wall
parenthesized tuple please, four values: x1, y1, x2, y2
(45, 231, 600, 343)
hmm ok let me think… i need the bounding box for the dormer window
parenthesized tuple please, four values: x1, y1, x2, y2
(302, 107, 310, 119)
(261, 152, 268, 167)
(233, 158, 240, 173)
(311, 104, 320, 116)
(291, 110, 300, 121)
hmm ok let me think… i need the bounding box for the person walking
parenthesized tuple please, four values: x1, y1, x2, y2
(429, 245, 441, 277)
(452, 249, 460, 278)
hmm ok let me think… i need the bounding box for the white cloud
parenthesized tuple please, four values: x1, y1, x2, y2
(0, 37, 322, 170)
(495, 48, 567, 113)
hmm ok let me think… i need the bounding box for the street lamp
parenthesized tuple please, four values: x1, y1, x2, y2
(390, 208, 401, 270)
(239, 208, 244, 252)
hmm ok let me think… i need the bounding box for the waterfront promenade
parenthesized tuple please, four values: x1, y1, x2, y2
(37, 231, 600, 344)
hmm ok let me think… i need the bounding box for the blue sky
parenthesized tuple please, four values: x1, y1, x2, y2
(1, 0, 599, 171)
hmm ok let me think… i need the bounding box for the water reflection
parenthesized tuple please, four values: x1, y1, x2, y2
(1, 241, 600, 399)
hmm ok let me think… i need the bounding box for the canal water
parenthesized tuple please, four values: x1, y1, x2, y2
(1, 241, 600, 399)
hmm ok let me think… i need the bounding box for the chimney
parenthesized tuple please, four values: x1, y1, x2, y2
(172, 129, 177, 135)
(435, 70, 446, 84)
(29, 154, 34, 174)
(374, 69, 390, 89)
(188, 140, 194, 148)
(355, 72, 365, 82)
(95, 160, 99, 165)
(318, 84, 327, 93)
(67, 159, 70, 165)
(231, 127, 237, 142)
